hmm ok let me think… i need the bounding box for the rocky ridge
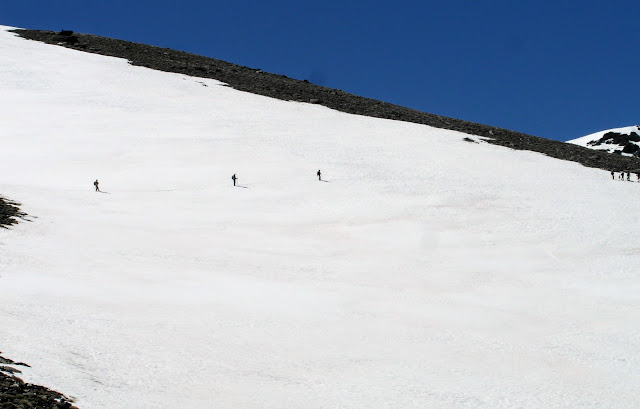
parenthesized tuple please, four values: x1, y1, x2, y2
(11, 28, 640, 173)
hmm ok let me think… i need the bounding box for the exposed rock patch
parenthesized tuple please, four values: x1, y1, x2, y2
(0, 353, 78, 409)
(0, 196, 27, 229)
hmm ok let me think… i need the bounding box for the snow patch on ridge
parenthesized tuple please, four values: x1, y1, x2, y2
(568, 125, 640, 155)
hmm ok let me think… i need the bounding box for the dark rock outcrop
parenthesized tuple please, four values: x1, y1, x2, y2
(11, 28, 640, 172)
(0, 196, 26, 229)
(0, 353, 78, 409)
(622, 142, 639, 154)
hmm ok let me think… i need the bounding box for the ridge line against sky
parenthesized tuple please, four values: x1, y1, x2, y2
(3, 0, 638, 142)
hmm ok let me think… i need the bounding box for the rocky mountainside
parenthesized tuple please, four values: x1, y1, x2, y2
(11, 28, 640, 173)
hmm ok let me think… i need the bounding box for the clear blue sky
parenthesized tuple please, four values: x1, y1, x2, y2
(3, 0, 638, 141)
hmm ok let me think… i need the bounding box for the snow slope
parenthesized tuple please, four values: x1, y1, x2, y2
(1, 26, 639, 409)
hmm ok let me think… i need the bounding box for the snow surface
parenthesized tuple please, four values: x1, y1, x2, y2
(568, 125, 640, 152)
(1, 25, 640, 409)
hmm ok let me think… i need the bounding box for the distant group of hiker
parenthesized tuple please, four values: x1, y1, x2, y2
(93, 170, 324, 191)
(611, 171, 640, 182)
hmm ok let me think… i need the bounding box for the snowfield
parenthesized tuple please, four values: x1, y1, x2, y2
(1, 26, 639, 409)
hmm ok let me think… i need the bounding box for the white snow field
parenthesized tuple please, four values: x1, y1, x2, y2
(1, 26, 639, 409)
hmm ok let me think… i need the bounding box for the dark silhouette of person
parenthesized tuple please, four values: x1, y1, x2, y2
(611, 170, 615, 179)
(627, 172, 631, 181)
(232, 174, 238, 186)
(94, 179, 100, 192)
(619, 172, 625, 180)
(317, 169, 321, 181)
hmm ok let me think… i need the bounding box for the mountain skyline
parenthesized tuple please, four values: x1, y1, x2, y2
(2, 0, 639, 142)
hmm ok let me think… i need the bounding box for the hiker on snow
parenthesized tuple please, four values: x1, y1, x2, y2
(317, 169, 321, 181)
(232, 174, 238, 186)
(94, 179, 100, 192)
